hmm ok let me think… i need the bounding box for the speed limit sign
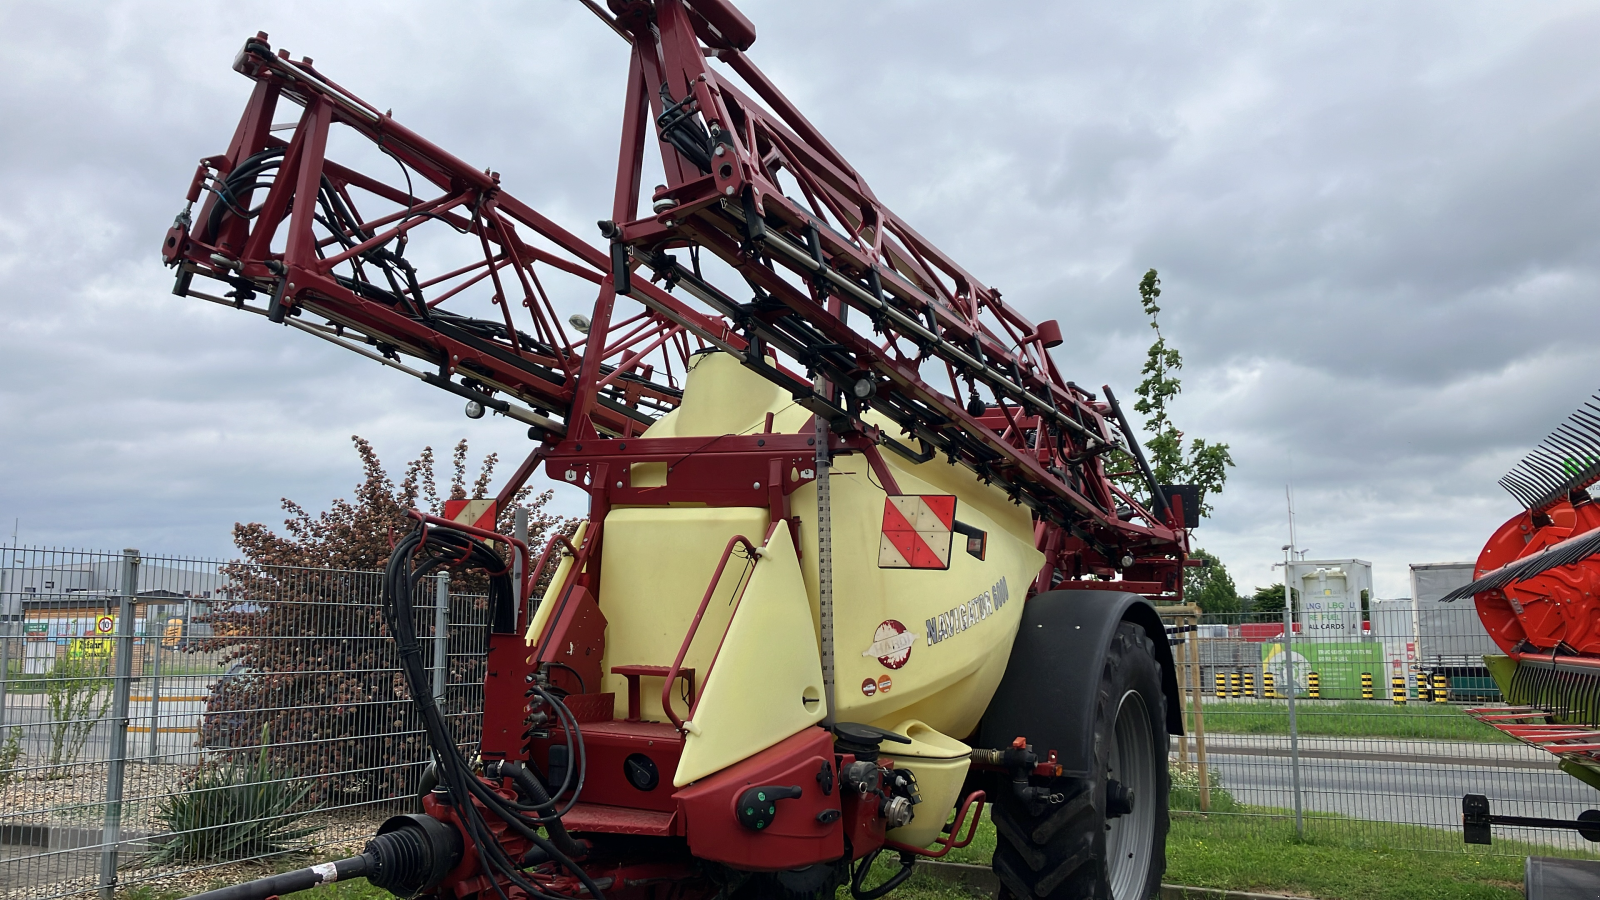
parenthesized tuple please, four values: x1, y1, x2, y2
(95, 615, 114, 635)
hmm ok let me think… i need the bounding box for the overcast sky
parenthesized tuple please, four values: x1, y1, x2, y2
(2, 1, 1597, 598)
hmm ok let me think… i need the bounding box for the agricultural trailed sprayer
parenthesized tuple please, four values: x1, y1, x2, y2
(165, 3, 1192, 898)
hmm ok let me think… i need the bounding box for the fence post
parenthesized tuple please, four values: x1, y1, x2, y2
(0, 591, 11, 743)
(432, 572, 449, 704)
(0, 550, 21, 742)
(1191, 619, 1209, 812)
(147, 604, 163, 760)
(99, 548, 139, 900)
(1283, 598, 1304, 838)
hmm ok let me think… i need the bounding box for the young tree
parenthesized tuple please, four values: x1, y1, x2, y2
(199, 437, 563, 802)
(1184, 549, 1241, 620)
(1119, 270, 1236, 520)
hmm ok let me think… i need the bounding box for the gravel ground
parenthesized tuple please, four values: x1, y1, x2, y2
(0, 761, 177, 834)
(0, 761, 394, 900)
(116, 809, 390, 899)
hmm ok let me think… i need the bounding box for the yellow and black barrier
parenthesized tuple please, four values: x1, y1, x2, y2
(1392, 675, 1407, 705)
(1308, 672, 1321, 699)
(1264, 671, 1277, 698)
(1229, 671, 1241, 698)
(1243, 671, 1256, 698)
(1433, 672, 1448, 703)
(1361, 671, 1374, 700)
(1215, 672, 1227, 697)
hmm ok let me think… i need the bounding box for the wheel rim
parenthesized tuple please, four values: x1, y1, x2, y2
(1105, 689, 1156, 900)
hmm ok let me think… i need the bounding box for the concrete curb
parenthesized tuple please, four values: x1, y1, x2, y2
(918, 861, 996, 893)
(919, 861, 1312, 900)
(1158, 886, 1313, 900)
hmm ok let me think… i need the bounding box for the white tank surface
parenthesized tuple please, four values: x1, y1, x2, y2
(545, 352, 1044, 804)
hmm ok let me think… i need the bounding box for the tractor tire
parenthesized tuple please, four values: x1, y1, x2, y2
(991, 621, 1169, 900)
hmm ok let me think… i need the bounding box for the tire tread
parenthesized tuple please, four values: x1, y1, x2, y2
(989, 620, 1170, 900)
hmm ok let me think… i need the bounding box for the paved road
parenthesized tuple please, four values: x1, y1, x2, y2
(0, 678, 217, 767)
(1204, 751, 1587, 822)
(1176, 736, 1600, 848)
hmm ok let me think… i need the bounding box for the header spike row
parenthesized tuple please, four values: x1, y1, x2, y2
(1500, 390, 1600, 512)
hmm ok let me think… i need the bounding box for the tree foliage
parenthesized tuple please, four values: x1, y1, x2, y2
(1119, 270, 1235, 520)
(1184, 548, 1242, 619)
(198, 437, 562, 803)
(1248, 583, 1300, 623)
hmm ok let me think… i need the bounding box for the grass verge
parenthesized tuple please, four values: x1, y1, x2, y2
(1163, 811, 1536, 900)
(924, 809, 1552, 900)
(1192, 700, 1513, 742)
(127, 808, 1564, 900)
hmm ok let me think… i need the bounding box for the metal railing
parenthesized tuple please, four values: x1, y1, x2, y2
(0, 545, 490, 899)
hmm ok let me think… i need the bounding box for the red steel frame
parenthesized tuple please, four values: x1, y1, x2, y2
(161, 2, 1191, 896)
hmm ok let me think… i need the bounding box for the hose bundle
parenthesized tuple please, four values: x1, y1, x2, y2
(202, 146, 286, 242)
(382, 523, 604, 900)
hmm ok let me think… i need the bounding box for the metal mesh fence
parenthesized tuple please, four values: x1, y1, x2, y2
(1166, 603, 1600, 860)
(0, 546, 490, 899)
(2, 543, 1598, 897)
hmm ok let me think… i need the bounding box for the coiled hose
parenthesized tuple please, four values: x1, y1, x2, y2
(182, 524, 602, 900)
(381, 524, 604, 900)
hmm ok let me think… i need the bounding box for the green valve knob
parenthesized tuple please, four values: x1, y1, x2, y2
(736, 784, 801, 831)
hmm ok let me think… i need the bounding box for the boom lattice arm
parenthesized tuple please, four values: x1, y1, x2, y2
(161, 0, 1186, 584)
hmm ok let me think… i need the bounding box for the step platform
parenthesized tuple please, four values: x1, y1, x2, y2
(1527, 856, 1600, 900)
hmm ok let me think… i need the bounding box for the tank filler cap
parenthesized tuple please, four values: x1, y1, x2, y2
(831, 722, 910, 762)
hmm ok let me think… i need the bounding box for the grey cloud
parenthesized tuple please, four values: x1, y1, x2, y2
(3, 0, 1598, 599)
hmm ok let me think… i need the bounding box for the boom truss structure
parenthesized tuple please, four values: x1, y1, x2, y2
(161, 0, 1188, 590)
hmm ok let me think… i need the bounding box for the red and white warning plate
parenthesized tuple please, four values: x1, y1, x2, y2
(444, 498, 497, 532)
(878, 495, 956, 570)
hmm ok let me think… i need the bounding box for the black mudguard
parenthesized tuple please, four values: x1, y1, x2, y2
(977, 590, 1182, 777)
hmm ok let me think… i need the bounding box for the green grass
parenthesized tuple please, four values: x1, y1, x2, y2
(0, 658, 224, 696)
(125, 806, 1564, 900)
(1193, 700, 1515, 742)
(1164, 812, 1535, 900)
(940, 810, 1544, 900)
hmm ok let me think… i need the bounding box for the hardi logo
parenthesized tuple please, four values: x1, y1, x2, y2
(862, 620, 914, 669)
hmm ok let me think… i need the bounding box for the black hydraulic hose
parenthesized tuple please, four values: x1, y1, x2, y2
(1101, 384, 1172, 523)
(492, 760, 585, 859)
(183, 812, 467, 900)
(202, 146, 286, 241)
(184, 857, 369, 900)
(530, 682, 587, 814)
(850, 848, 916, 900)
(381, 525, 606, 900)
